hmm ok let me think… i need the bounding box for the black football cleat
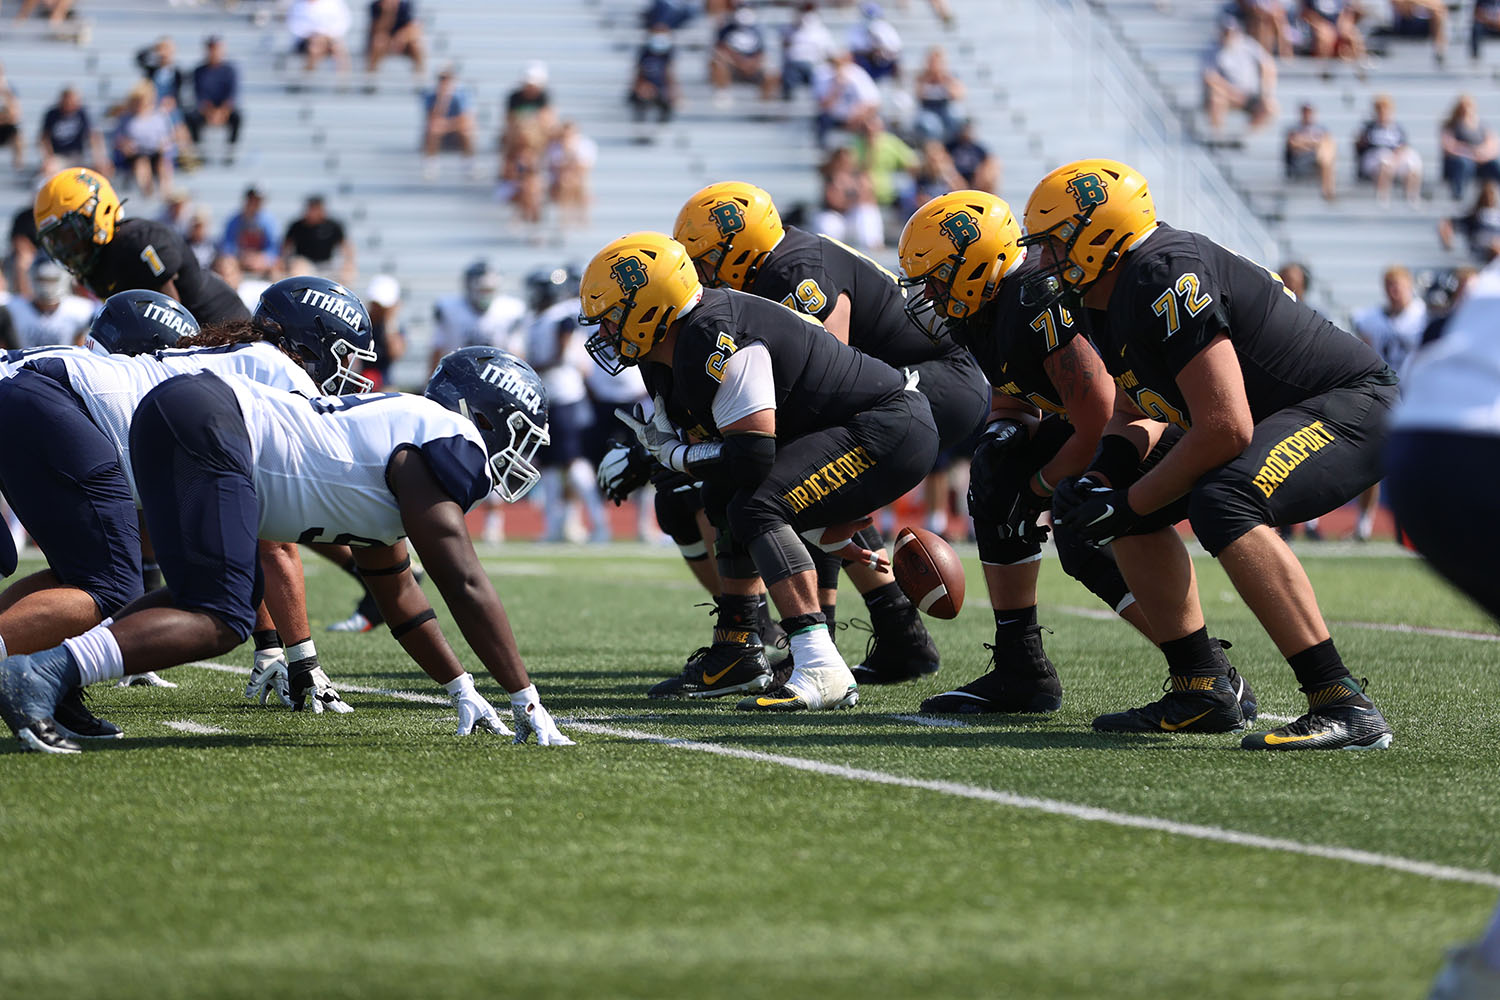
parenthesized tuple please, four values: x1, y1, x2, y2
(1092, 671, 1249, 734)
(648, 629, 772, 699)
(921, 640, 1062, 714)
(849, 606, 941, 685)
(52, 686, 123, 740)
(1210, 637, 1257, 724)
(1241, 677, 1393, 750)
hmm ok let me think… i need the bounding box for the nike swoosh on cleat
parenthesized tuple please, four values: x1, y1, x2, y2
(1159, 709, 1213, 732)
(702, 658, 742, 685)
(753, 696, 801, 707)
(1261, 730, 1325, 745)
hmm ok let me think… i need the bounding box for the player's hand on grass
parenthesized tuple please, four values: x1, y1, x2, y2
(447, 672, 513, 735)
(291, 666, 355, 714)
(245, 648, 294, 708)
(510, 685, 574, 746)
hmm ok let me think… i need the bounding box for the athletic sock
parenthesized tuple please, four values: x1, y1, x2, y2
(1160, 626, 1224, 679)
(993, 605, 1038, 645)
(1288, 638, 1354, 695)
(821, 603, 838, 637)
(61, 624, 125, 687)
(787, 623, 841, 674)
(715, 594, 760, 642)
(863, 581, 911, 616)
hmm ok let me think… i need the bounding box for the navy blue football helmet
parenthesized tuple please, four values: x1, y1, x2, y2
(86, 289, 199, 356)
(253, 275, 377, 394)
(525, 264, 582, 315)
(424, 346, 550, 502)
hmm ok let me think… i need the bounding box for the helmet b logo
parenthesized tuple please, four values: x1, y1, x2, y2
(709, 201, 745, 236)
(938, 211, 981, 249)
(1066, 173, 1109, 211)
(610, 255, 649, 294)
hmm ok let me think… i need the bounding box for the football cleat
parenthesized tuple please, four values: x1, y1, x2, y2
(735, 665, 859, 712)
(848, 607, 941, 685)
(1241, 677, 1392, 751)
(52, 686, 123, 740)
(1092, 670, 1250, 734)
(920, 641, 1062, 715)
(117, 670, 177, 688)
(326, 610, 376, 634)
(0, 647, 77, 752)
(648, 629, 772, 699)
(1428, 944, 1500, 1000)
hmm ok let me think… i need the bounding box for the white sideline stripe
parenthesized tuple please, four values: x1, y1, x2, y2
(180, 661, 1500, 888)
(161, 719, 226, 735)
(567, 720, 1500, 890)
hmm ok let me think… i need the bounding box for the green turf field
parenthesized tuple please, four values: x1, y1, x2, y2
(1, 543, 1495, 999)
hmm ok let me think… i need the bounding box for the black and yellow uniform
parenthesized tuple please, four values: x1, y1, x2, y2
(750, 225, 989, 451)
(1088, 224, 1398, 554)
(80, 218, 248, 325)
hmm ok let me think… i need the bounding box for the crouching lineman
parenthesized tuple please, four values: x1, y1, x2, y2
(1025, 159, 1397, 749)
(580, 232, 939, 711)
(895, 190, 1215, 715)
(0, 345, 570, 753)
(672, 181, 990, 686)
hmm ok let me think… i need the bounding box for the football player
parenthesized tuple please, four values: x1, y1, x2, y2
(894, 190, 1237, 716)
(33, 167, 249, 325)
(1024, 159, 1398, 750)
(0, 346, 569, 753)
(580, 232, 940, 711)
(669, 181, 990, 689)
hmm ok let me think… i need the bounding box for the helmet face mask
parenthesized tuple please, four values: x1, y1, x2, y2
(34, 168, 121, 278)
(579, 232, 702, 375)
(253, 276, 377, 395)
(897, 190, 1025, 341)
(425, 346, 551, 503)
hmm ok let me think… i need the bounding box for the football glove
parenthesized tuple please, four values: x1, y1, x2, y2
(290, 666, 355, 714)
(510, 685, 574, 746)
(597, 439, 653, 505)
(615, 394, 688, 473)
(244, 648, 294, 708)
(1053, 476, 1138, 546)
(977, 418, 1028, 456)
(448, 672, 512, 736)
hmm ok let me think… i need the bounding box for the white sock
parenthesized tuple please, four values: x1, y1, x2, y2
(62, 624, 125, 686)
(1480, 902, 1500, 970)
(787, 624, 841, 674)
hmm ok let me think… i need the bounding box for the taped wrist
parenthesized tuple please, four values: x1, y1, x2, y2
(1089, 435, 1144, 488)
(748, 523, 816, 586)
(391, 608, 437, 641)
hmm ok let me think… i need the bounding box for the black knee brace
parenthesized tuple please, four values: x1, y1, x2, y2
(748, 524, 816, 586)
(654, 481, 706, 557)
(1054, 521, 1133, 612)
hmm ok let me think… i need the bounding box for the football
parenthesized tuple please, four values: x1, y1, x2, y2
(891, 526, 965, 619)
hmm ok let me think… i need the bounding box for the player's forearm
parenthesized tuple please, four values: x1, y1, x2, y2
(1126, 424, 1242, 515)
(257, 540, 311, 642)
(443, 577, 531, 693)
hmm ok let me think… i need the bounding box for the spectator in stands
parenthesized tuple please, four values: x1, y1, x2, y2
(848, 2, 902, 82)
(186, 36, 243, 165)
(546, 120, 597, 228)
(1280, 259, 1312, 301)
(288, 0, 354, 81)
(1440, 95, 1500, 202)
(1238, 0, 1311, 58)
(629, 25, 679, 127)
(220, 186, 280, 278)
(283, 194, 356, 285)
(780, 2, 835, 101)
(363, 273, 406, 388)
(812, 50, 879, 150)
(211, 252, 270, 313)
(901, 139, 965, 217)
(1300, 0, 1366, 62)
(0, 65, 23, 172)
(38, 86, 108, 178)
(137, 37, 185, 108)
(420, 65, 478, 181)
(157, 188, 195, 236)
(850, 110, 917, 225)
(506, 62, 555, 134)
(499, 119, 547, 229)
(1285, 101, 1338, 201)
(1356, 94, 1422, 205)
(1382, 1, 1448, 66)
(7, 195, 39, 297)
(1351, 265, 1426, 541)
(642, 0, 694, 32)
(185, 207, 216, 269)
(1438, 179, 1500, 262)
(913, 46, 964, 142)
(1474, 0, 1500, 60)
(112, 82, 176, 199)
(945, 118, 1000, 192)
(14, 0, 75, 28)
(366, 0, 426, 78)
(1203, 16, 1277, 135)
(710, 1, 774, 107)
(7, 258, 93, 348)
(813, 144, 884, 251)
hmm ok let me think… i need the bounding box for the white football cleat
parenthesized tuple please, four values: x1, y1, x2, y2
(736, 665, 859, 712)
(326, 611, 375, 634)
(117, 671, 178, 689)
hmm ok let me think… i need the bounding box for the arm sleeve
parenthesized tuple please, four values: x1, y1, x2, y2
(415, 436, 493, 510)
(710, 343, 776, 429)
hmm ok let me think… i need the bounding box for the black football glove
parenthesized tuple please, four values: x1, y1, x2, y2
(1053, 475, 1138, 546)
(975, 418, 1028, 458)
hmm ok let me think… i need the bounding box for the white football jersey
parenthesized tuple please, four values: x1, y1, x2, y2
(26, 341, 317, 502)
(221, 377, 491, 546)
(431, 293, 528, 357)
(1393, 262, 1500, 435)
(6, 294, 97, 349)
(0, 344, 86, 379)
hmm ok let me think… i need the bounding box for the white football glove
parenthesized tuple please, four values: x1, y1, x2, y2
(244, 648, 294, 708)
(615, 394, 688, 473)
(291, 666, 355, 714)
(510, 684, 574, 746)
(447, 672, 513, 736)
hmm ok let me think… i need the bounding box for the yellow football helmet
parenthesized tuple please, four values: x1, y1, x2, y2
(1020, 158, 1157, 307)
(672, 181, 784, 290)
(897, 190, 1025, 340)
(578, 232, 702, 374)
(34, 167, 121, 278)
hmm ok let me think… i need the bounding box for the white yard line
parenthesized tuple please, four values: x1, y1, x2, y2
(179, 660, 1500, 891)
(161, 719, 227, 736)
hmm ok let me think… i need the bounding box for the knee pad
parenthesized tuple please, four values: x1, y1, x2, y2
(654, 482, 704, 550)
(967, 439, 1028, 525)
(1187, 474, 1268, 556)
(973, 519, 1043, 567)
(809, 545, 843, 590)
(1054, 521, 1132, 612)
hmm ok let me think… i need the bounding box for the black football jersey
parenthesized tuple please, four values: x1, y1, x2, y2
(949, 258, 1081, 418)
(750, 226, 965, 367)
(669, 288, 905, 441)
(83, 218, 249, 325)
(1089, 225, 1389, 428)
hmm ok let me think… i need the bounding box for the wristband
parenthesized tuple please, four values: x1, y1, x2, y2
(390, 608, 437, 640)
(1032, 470, 1053, 496)
(1089, 434, 1144, 487)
